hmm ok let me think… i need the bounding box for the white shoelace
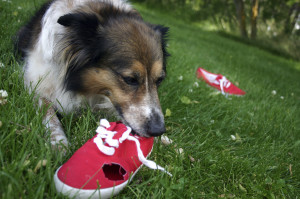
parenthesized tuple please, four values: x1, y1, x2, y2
(217, 76, 231, 96)
(93, 119, 172, 176)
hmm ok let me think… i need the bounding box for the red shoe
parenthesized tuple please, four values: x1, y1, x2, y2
(54, 119, 171, 199)
(196, 67, 246, 96)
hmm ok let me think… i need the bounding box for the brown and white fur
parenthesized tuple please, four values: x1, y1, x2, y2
(16, 0, 169, 149)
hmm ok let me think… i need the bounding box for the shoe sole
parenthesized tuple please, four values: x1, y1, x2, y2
(54, 148, 153, 199)
(54, 164, 144, 199)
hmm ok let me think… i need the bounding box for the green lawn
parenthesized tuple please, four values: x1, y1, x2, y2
(1, 0, 300, 198)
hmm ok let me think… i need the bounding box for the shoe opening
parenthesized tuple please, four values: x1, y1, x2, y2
(102, 163, 127, 181)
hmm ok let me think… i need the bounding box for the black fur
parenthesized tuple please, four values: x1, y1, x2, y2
(154, 25, 170, 71)
(58, 12, 110, 91)
(15, 1, 54, 59)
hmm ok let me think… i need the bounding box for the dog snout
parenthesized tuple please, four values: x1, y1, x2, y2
(147, 111, 166, 137)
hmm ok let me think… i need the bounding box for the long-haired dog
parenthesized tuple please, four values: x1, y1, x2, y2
(16, 0, 169, 149)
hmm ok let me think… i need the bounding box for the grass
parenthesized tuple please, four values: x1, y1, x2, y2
(1, 0, 300, 198)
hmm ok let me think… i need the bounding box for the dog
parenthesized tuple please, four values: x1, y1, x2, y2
(15, 0, 169, 149)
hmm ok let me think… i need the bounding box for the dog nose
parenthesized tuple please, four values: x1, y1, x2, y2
(147, 113, 166, 137)
(148, 122, 166, 137)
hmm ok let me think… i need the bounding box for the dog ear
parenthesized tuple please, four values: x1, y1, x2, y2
(57, 13, 109, 91)
(153, 25, 169, 38)
(58, 13, 100, 32)
(57, 13, 77, 27)
(153, 25, 170, 69)
(57, 12, 106, 63)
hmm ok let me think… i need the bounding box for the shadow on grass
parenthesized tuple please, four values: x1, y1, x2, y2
(216, 31, 299, 62)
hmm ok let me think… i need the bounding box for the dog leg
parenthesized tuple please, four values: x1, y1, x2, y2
(40, 98, 69, 151)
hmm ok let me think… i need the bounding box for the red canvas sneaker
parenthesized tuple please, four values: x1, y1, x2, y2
(54, 119, 171, 199)
(196, 67, 246, 96)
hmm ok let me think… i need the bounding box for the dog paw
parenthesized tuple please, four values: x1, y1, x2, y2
(49, 128, 69, 152)
(51, 137, 69, 153)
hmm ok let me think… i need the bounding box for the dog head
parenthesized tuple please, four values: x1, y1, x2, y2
(57, 3, 169, 137)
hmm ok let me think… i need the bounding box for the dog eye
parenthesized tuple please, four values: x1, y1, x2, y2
(123, 76, 139, 86)
(156, 77, 165, 86)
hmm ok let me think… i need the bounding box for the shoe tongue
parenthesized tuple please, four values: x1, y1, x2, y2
(109, 122, 130, 140)
(215, 75, 223, 81)
(106, 121, 153, 143)
(106, 122, 117, 131)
